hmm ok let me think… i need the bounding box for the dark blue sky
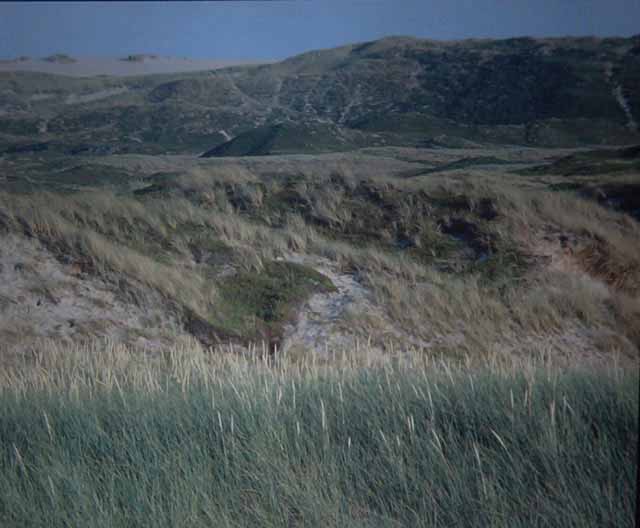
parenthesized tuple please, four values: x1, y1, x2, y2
(1, 1, 638, 60)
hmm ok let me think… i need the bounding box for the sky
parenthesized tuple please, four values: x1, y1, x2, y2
(1, 1, 639, 61)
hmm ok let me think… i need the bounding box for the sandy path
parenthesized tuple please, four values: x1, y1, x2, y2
(280, 253, 430, 356)
(606, 62, 637, 132)
(279, 254, 374, 354)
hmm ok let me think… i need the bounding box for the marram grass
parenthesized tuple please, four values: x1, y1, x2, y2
(0, 341, 636, 527)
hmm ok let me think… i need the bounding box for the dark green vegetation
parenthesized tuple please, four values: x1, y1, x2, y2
(1, 35, 639, 160)
(4, 163, 131, 192)
(0, 355, 635, 528)
(522, 144, 640, 176)
(216, 261, 336, 346)
(201, 122, 367, 157)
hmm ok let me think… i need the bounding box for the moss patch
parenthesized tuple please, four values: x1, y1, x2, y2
(216, 261, 336, 347)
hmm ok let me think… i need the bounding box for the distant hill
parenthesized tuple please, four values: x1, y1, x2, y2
(1, 36, 639, 155)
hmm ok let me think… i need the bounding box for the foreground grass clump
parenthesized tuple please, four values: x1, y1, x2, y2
(0, 343, 636, 527)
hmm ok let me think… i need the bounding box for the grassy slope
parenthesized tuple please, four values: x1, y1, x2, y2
(521, 145, 640, 220)
(0, 345, 636, 527)
(1, 146, 640, 356)
(200, 123, 367, 157)
(2, 35, 639, 157)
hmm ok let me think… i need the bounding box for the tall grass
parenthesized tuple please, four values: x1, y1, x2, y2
(2, 168, 639, 356)
(0, 341, 636, 527)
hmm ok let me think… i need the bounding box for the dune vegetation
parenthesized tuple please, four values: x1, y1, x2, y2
(1, 33, 639, 527)
(0, 342, 636, 527)
(1, 151, 639, 357)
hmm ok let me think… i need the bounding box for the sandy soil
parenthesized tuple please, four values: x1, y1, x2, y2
(0, 56, 272, 77)
(280, 253, 430, 356)
(0, 234, 186, 352)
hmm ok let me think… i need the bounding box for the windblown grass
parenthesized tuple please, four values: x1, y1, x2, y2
(1, 160, 639, 355)
(0, 341, 636, 527)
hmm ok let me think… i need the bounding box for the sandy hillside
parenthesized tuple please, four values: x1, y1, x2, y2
(0, 55, 273, 77)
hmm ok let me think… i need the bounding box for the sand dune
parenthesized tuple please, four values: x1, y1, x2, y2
(0, 55, 272, 77)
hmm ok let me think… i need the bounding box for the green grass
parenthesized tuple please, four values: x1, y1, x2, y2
(0, 345, 636, 527)
(201, 122, 361, 158)
(216, 260, 336, 342)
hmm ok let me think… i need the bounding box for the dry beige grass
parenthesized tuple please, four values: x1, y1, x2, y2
(1, 158, 638, 363)
(281, 170, 640, 360)
(0, 192, 213, 315)
(2, 333, 622, 396)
